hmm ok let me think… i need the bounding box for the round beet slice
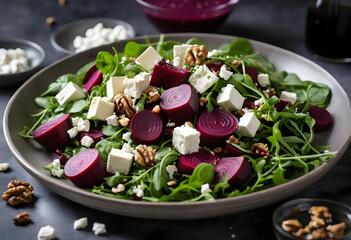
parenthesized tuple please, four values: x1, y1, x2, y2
(64, 149, 106, 188)
(308, 105, 333, 131)
(178, 148, 220, 175)
(32, 113, 70, 152)
(222, 143, 245, 157)
(130, 110, 164, 145)
(214, 157, 251, 187)
(160, 84, 199, 125)
(196, 109, 238, 148)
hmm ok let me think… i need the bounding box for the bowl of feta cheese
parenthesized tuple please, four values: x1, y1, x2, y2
(51, 18, 135, 55)
(0, 39, 45, 86)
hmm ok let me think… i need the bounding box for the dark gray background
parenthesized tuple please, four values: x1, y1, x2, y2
(0, 0, 350, 239)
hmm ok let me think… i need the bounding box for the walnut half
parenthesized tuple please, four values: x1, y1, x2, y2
(2, 180, 34, 207)
(13, 211, 30, 225)
(113, 94, 136, 119)
(185, 45, 208, 66)
(135, 145, 156, 167)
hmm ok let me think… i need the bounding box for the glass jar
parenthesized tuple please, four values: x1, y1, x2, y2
(305, 0, 351, 63)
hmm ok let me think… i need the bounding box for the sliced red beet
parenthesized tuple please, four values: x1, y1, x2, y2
(79, 127, 104, 144)
(130, 110, 164, 145)
(178, 148, 220, 175)
(149, 61, 190, 89)
(308, 105, 333, 131)
(206, 62, 224, 73)
(214, 157, 251, 187)
(160, 84, 199, 125)
(196, 109, 238, 148)
(243, 101, 255, 109)
(64, 149, 106, 188)
(274, 99, 290, 112)
(222, 144, 245, 157)
(83, 65, 102, 93)
(32, 114, 70, 152)
(51, 149, 68, 165)
(240, 66, 258, 83)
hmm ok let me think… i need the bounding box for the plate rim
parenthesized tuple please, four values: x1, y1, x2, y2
(3, 33, 351, 219)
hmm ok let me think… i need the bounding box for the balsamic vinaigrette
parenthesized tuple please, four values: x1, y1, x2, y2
(305, 0, 351, 61)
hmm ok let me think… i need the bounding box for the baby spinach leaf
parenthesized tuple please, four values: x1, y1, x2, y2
(64, 99, 88, 113)
(188, 163, 215, 188)
(76, 61, 95, 81)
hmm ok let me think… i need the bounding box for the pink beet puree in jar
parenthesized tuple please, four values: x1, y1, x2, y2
(137, 0, 239, 32)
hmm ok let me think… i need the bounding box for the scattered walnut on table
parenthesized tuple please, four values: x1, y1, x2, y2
(45, 17, 55, 27)
(58, 0, 67, 6)
(144, 88, 160, 102)
(135, 144, 156, 167)
(13, 211, 30, 225)
(2, 180, 34, 207)
(113, 94, 136, 119)
(184, 45, 208, 66)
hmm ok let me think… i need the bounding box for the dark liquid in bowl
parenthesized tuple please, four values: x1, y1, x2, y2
(305, 4, 351, 59)
(141, 0, 234, 32)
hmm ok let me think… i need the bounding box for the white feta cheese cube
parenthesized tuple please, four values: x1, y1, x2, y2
(67, 127, 79, 138)
(92, 222, 106, 235)
(135, 46, 162, 71)
(106, 114, 118, 126)
(133, 185, 144, 198)
(106, 76, 126, 100)
(173, 44, 192, 67)
(55, 82, 86, 106)
(237, 112, 261, 138)
(201, 183, 212, 194)
(219, 65, 233, 80)
(216, 84, 245, 111)
(87, 97, 115, 120)
(280, 91, 297, 104)
(123, 72, 150, 99)
(257, 73, 270, 87)
(81, 136, 94, 148)
(37, 225, 56, 240)
(166, 165, 177, 179)
(76, 118, 90, 132)
(106, 148, 134, 174)
(0, 163, 9, 172)
(188, 65, 218, 94)
(172, 124, 200, 155)
(74, 217, 88, 230)
(122, 132, 132, 142)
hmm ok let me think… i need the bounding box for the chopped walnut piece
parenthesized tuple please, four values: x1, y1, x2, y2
(166, 122, 176, 128)
(2, 180, 33, 207)
(226, 135, 239, 145)
(199, 97, 208, 106)
(112, 184, 125, 194)
(58, 0, 67, 6)
(231, 60, 242, 68)
(129, 57, 136, 61)
(167, 180, 177, 187)
(261, 114, 268, 120)
(184, 121, 194, 128)
(234, 109, 246, 118)
(250, 143, 269, 154)
(264, 88, 277, 99)
(311, 227, 330, 240)
(310, 206, 332, 221)
(113, 94, 136, 119)
(152, 105, 161, 114)
(46, 17, 55, 27)
(213, 147, 222, 154)
(13, 211, 30, 225)
(282, 219, 303, 233)
(292, 227, 310, 239)
(326, 222, 347, 239)
(308, 217, 325, 230)
(135, 145, 156, 167)
(185, 45, 208, 66)
(144, 88, 160, 102)
(118, 115, 130, 127)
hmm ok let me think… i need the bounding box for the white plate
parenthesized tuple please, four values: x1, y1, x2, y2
(3, 33, 351, 219)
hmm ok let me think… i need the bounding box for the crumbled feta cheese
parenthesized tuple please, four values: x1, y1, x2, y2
(133, 185, 144, 198)
(172, 124, 200, 155)
(50, 159, 64, 178)
(71, 117, 80, 127)
(188, 65, 218, 94)
(81, 135, 94, 148)
(216, 84, 245, 111)
(121, 143, 134, 154)
(52, 159, 60, 169)
(237, 112, 261, 138)
(257, 73, 270, 87)
(76, 118, 90, 132)
(0, 163, 9, 172)
(106, 76, 126, 100)
(0, 48, 29, 74)
(201, 183, 212, 194)
(166, 165, 177, 179)
(135, 46, 162, 71)
(280, 91, 297, 104)
(254, 98, 265, 107)
(87, 97, 115, 120)
(124, 72, 150, 99)
(55, 82, 86, 106)
(219, 65, 233, 80)
(74, 217, 88, 230)
(92, 222, 106, 235)
(207, 49, 223, 57)
(173, 44, 192, 67)
(106, 114, 118, 126)
(67, 127, 79, 138)
(122, 132, 131, 142)
(37, 225, 56, 240)
(106, 148, 134, 174)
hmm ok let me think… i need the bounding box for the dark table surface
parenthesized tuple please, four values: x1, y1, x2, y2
(1, 0, 351, 239)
